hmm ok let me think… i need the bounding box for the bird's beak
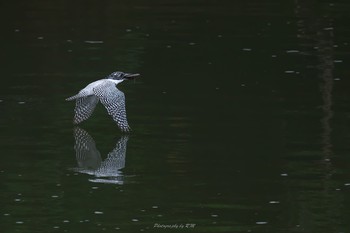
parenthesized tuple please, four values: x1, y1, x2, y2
(124, 73, 140, 79)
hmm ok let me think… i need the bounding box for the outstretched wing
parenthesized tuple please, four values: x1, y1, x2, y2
(73, 95, 99, 124)
(105, 135, 129, 169)
(93, 82, 130, 132)
(73, 127, 102, 170)
(96, 135, 129, 177)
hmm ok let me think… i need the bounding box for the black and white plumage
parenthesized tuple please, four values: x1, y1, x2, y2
(66, 71, 140, 132)
(72, 127, 129, 184)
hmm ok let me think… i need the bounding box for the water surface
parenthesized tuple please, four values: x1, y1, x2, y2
(1, 0, 350, 232)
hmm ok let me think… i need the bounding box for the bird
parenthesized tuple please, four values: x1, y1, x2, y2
(72, 127, 129, 184)
(66, 71, 140, 132)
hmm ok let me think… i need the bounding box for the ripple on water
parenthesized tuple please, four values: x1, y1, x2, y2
(84, 40, 104, 44)
(323, 27, 333, 31)
(286, 50, 299, 53)
(256, 221, 268, 225)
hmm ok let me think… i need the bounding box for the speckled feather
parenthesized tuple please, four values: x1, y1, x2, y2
(74, 96, 99, 124)
(73, 127, 129, 177)
(92, 81, 131, 132)
(97, 135, 128, 176)
(66, 79, 131, 132)
(73, 127, 102, 169)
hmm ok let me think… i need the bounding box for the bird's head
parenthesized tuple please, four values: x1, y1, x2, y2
(108, 71, 140, 81)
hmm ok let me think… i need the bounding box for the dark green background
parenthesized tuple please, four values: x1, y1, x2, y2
(1, 0, 350, 232)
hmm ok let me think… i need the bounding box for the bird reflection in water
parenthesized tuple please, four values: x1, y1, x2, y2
(72, 127, 129, 184)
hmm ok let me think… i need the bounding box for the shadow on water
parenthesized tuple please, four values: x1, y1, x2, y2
(71, 127, 129, 185)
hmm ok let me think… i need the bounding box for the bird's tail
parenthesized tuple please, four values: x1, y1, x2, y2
(66, 94, 80, 101)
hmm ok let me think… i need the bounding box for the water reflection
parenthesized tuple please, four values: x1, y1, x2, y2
(287, 1, 339, 232)
(317, 30, 335, 160)
(72, 127, 129, 184)
(295, 0, 335, 159)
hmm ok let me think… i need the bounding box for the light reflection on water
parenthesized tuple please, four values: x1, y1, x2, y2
(71, 127, 128, 184)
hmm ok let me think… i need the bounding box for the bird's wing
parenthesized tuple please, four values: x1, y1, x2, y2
(73, 127, 102, 170)
(93, 82, 131, 132)
(73, 95, 99, 124)
(105, 136, 129, 169)
(96, 135, 129, 177)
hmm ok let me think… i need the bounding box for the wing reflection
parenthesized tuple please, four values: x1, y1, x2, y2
(72, 127, 129, 184)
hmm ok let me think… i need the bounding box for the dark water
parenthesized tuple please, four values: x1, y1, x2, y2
(1, 0, 350, 232)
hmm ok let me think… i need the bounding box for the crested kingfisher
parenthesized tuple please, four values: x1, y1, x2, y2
(66, 71, 140, 132)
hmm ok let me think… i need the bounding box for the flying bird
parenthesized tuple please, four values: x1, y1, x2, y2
(66, 71, 139, 132)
